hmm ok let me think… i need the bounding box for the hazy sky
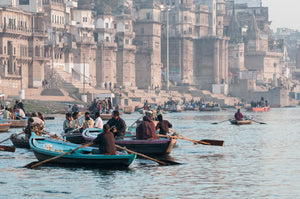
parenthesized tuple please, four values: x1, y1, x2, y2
(263, 0, 300, 31)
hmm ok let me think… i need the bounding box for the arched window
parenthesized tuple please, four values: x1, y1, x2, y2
(35, 46, 40, 57)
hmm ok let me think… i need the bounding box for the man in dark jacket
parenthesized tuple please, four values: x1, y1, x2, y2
(156, 114, 172, 135)
(106, 110, 126, 138)
(136, 116, 158, 140)
(93, 124, 116, 155)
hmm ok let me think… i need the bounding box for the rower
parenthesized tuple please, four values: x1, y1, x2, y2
(234, 109, 244, 121)
(93, 124, 116, 155)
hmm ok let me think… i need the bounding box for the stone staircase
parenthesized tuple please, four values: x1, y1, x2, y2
(24, 88, 74, 101)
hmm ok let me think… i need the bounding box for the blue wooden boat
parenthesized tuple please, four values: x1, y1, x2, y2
(30, 133, 136, 167)
(82, 128, 176, 155)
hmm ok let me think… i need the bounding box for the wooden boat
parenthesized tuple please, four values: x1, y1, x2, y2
(1, 119, 26, 128)
(10, 133, 30, 148)
(30, 133, 136, 167)
(199, 103, 221, 111)
(82, 128, 176, 155)
(100, 114, 112, 120)
(230, 119, 252, 125)
(0, 122, 11, 132)
(246, 107, 270, 112)
(123, 106, 134, 114)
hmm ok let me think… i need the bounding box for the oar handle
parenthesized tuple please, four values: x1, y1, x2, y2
(115, 144, 167, 165)
(30, 142, 93, 168)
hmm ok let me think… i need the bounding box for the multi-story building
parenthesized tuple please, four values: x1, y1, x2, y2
(94, 11, 117, 88)
(0, 6, 47, 96)
(134, 0, 162, 89)
(115, 0, 136, 88)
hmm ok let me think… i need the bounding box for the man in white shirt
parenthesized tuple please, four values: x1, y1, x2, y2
(94, 112, 103, 129)
(17, 106, 26, 119)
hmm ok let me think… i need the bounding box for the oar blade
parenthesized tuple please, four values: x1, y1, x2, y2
(0, 145, 16, 152)
(199, 139, 224, 146)
(24, 161, 40, 168)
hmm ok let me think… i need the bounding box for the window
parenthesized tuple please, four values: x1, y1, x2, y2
(19, 0, 29, 5)
(4, 46, 6, 54)
(141, 28, 144, 34)
(106, 36, 109, 42)
(14, 47, 16, 55)
(114, 24, 117, 29)
(189, 27, 192, 33)
(125, 24, 129, 30)
(35, 46, 40, 57)
(125, 39, 129, 45)
(83, 17, 87, 22)
(146, 13, 151, 20)
(184, 16, 187, 21)
(105, 23, 109, 28)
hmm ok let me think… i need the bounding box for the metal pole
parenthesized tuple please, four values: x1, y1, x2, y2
(166, 8, 169, 91)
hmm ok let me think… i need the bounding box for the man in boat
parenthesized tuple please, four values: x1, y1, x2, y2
(72, 111, 80, 130)
(2, 107, 12, 119)
(234, 109, 244, 121)
(94, 111, 103, 129)
(63, 113, 74, 134)
(24, 118, 34, 139)
(81, 112, 94, 130)
(136, 116, 159, 140)
(93, 124, 116, 155)
(16, 106, 26, 119)
(32, 112, 45, 126)
(156, 114, 172, 135)
(106, 110, 126, 138)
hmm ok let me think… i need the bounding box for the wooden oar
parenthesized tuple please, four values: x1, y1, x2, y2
(115, 144, 168, 165)
(129, 114, 144, 127)
(0, 145, 16, 152)
(252, 119, 266, 124)
(24, 142, 93, 169)
(0, 131, 24, 144)
(169, 129, 224, 146)
(211, 119, 229, 124)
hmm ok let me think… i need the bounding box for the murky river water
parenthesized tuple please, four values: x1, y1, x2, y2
(0, 108, 299, 198)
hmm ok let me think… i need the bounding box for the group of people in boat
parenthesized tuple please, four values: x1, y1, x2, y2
(2, 99, 26, 120)
(88, 98, 113, 114)
(24, 112, 45, 139)
(61, 109, 173, 155)
(250, 97, 269, 108)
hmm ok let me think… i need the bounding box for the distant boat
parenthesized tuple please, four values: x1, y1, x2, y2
(0, 122, 11, 132)
(230, 119, 252, 125)
(199, 103, 221, 111)
(1, 119, 26, 128)
(246, 107, 270, 112)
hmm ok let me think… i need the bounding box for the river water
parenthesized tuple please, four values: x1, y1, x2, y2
(0, 108, 299, 198)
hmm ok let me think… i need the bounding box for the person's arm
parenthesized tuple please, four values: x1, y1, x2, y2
(168, 121, 172, 128)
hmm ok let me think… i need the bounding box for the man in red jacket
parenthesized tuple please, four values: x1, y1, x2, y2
(234, 109, 243, 121)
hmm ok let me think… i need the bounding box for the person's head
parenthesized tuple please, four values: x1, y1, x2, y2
(72, 111, 79, 119)
(237, 109, 240, 113)
(85, 112, 90, 117)
(103, 124, 110, 132)
(28, 117, 34, 124)
(95, 112, 100, 118)
(157, 114, 163, 121)
(112, 110, 119, 119)
(32, 112, 38, 117)
(66, 113, 72, 120)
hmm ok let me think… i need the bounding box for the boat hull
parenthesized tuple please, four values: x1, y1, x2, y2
(10, 133, 30, 148)
(82, 128, 175, 155)
(0, 123, 11, 132)
(230, 119, 252, 125)
(246, 107, 270, 112)
(1, 119, 26, 128)
(30, 134, 136, 168)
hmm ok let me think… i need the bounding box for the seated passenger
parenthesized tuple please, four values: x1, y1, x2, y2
(156, 114, 172, 135)
(93, 124, 116, 155)
(136, 116, 159, 140)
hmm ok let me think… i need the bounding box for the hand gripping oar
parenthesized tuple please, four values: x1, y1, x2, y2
(169, 129, 224, 146)
(115, 144, 168, 165)
(24, 142, 93, 169)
